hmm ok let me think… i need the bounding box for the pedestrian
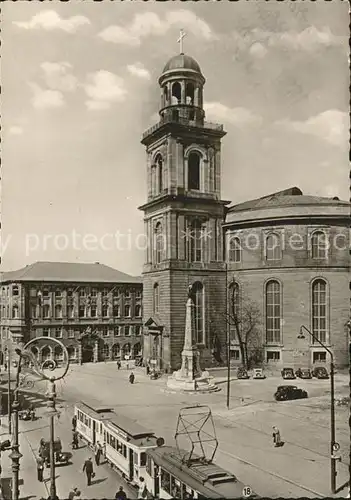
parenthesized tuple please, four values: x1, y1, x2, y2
(82, 457, 94, 486)
(72, 430, 79, 450)
(129, 372, 135, 384)
(272, 426, 281, 447)
(146, 365, 150, 376)
(95, 442, 102, 466)
(68, 487, 81, 499)
(36, 456, 44, 482)
(117, 360, 121, 370)
(72, 414, 77, 431)
(137, 477, 147, 499)
(115, 486, 127, 500)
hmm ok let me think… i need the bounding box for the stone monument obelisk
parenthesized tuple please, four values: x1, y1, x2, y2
(167, 286, 219, 392)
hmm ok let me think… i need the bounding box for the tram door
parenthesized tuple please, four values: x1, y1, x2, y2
(129, 448, 134, 481)
(154, 466, 160, 497)
(92, 420, 96, 446)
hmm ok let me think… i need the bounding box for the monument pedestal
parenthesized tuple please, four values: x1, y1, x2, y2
(167, 294, 219, 393)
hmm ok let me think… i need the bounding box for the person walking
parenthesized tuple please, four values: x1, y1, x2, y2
(72, 414, 77, 431)
(129, 372, 135, 384)
(137, 477, 147, 499)
(82, 457, 94, 486)
(36, 456, 44, 482)
(95, 442, 102, 466)
(68, 487, 81, 499)
(115, 486, 127, 500)
(272, 426, 281, 447)
(72, 430, 79, 450)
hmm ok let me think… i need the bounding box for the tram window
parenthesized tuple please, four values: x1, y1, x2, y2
(160, 469, 171, 494)
(183, 485, 194, 500)
(106, 433, 110, 445)
(122, 445, 127, 458)
(133, 452, 138, 465)
(110, 435, 116, 449)
(170, 476, 181, 499)
(100, 423, 102, 433)
(140, 452, 147, 467)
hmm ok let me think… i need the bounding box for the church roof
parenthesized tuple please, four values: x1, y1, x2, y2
(227, 187, 350, 213)
(162, 53, 202, 74)
(0, 261, 141, 284)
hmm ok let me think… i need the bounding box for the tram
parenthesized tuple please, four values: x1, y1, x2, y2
(74, 402, 256, 498)
(144, 445, 255, 499)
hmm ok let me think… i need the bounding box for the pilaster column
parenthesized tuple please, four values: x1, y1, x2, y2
(181, 81, 186, 104)
(178, 215, 186, 260)
(93, 341, 99, 363)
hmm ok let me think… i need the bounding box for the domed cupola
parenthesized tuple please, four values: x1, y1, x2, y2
(158, 31, 206, 126)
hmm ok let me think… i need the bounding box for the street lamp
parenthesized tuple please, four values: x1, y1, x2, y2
(8, 337, 69, 500)
(297, 325, 339, 494)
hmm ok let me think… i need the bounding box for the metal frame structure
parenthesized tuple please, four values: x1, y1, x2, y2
(175, 405, 218, 466)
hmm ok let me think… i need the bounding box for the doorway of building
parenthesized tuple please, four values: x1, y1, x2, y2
(82, 344, 94, 363)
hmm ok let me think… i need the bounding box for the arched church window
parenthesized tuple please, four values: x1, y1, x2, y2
(153, 283, 160, 313)
(155, 154, 163, 193)
(171, 82, 181, 104)
(188, 152, 200, 190)
(186, 82, 194, 105)
(192, 282, 204, 344)
(189, 219, 202, 263)
(154, 222, 164, 264)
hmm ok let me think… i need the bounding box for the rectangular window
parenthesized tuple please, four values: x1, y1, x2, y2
(136, 289, 142, 299)
(113, 305, 120, 317)
(135, 305, 142, 317)
(135, 326, 141, 336)
(124, 305, 131, 318)
(67, 289, 73, 297)
(313, 351, 326, 363)
(124, 289, 131, 298)
(91, 288, 97, 297)
(55, 328, 63, 339)
(113, 288, 120, 297)
(267, 351, 280, 362)
(43, 328, 49, 337)
(67, 306, 74, 318)
(55, 289, 62, 298)
(124, 326, 130, 336)
(230, 349, 240, 360)
(68, 329, 75, 339)
(43, 289, 49, 298)
(91, 306, 97, 318)
(102, 288, 108, 297)
(79, 288, 86, 297)
(114, 326, 120, 336)
(79, 306, 85, 318)
(160, 469, 171, 494)
(140, 452, 147, 467)
(102, 327, 109, 337)
(12, 286, 19, 296)
(102, 306, 109, 317)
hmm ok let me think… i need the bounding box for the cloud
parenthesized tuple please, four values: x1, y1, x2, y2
(29, 83, 65, 109)
(8, 126, 23, 136)
(98, 10, 215, 46)
(127, 63, 150, 80)
(204, 102, 262, 127)
(40, 62, 78, 92)
(249, 42, 268, 59)
(277, 110, 348, 147)
(13, 10, 90, 33)
(232, 26, 345, 58)
(83, 70, 127, 111)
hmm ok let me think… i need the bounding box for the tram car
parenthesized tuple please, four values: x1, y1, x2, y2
(144, 445, 256, 499)
(104, 414, 160, 483)
(75, 402, 114, 447)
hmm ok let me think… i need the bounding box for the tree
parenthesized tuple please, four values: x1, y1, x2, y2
(226, 282, 263, 369)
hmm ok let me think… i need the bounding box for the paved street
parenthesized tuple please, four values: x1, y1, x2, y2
(0, 362, 349, 499)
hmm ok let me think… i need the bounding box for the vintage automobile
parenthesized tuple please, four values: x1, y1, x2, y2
(252, 368, 266, 379)
(274, 385, 308, 401)
(295, 368, 312, 379)
(39, 438, 71, 467)
(281, 368, 296, 380)
(312, 366, 329, 379)
(237, 367, 250, 380)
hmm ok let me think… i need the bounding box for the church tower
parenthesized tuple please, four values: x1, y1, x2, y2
(139, 34, 230, 371)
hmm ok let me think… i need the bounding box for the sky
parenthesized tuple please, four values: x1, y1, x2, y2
(1, 1, 349, 276)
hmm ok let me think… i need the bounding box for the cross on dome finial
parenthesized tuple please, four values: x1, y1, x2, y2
(177, 29, 187, 54)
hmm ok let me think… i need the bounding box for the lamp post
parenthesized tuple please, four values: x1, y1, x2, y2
(297, 325, 338, 494)
(8, 337, 69, 500)
(5, 347, 12, 434)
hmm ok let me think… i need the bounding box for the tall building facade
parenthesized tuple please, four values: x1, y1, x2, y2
(140, 50, 350, 371)
(140, 53, 230, 371)
(0, 261, 143, 365)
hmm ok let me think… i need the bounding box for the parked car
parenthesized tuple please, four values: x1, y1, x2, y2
(274, 385, 308, 401)
(312, 366, 329, 379)
(237, 367, 250, 379)
(281, 368, 296, 380)
(295, 368, 312, 379)
(252, 368, 266, 379)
